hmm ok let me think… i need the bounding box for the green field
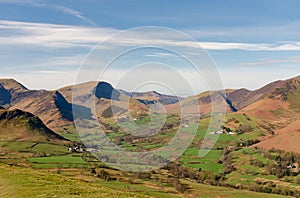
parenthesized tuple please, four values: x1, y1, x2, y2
(28, 154, 88, 168)
(180, 148, 223, 173)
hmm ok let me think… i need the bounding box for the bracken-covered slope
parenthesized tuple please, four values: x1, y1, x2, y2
(245, 76, 300, 152)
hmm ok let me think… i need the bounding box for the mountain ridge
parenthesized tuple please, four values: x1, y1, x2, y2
(1, 75, 300, 141)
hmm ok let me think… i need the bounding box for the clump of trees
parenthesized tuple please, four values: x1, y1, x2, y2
(266, 155, 299, 178)
(220, 148, 236, 174)
(97, 169, 111, 181)
(91, 167, 111, 181)
(135, 172, 152, 180)
(235, 124, 253, 134)
(162, 162, 225, 186)
(237, 139, 260, 147)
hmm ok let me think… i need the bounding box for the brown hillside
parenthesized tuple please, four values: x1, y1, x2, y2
(255, 119, 300, 153)
(0, 79, 28, 94)
(9, 90, 75, 131)
(0, 108, 66, 142)
(0, 79, 77, 131)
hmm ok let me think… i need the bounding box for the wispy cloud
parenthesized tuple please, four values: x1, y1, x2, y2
(32, 70, 66, 74)
(1, 20, 300, 51)
(144, 52, 175, 57)
(240, 56, 300, 66)
(43, 4, 96, 26)
(0, 0, 96, 25)
(0, 20, 114, 48)
(185, 21, 300, 42)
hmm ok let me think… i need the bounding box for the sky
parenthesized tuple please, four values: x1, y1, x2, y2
(0, 0, 300, 96)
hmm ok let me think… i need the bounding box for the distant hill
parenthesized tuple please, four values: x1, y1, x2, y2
(166, 75, 300, 114)
(0, 108, 66, 142)
(122, 90, 182, 105)
(60, 81, 147, 119)
(59, 81, 180, 119)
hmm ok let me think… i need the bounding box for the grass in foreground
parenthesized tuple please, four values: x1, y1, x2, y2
(0, 163, 288, 198)
(0, 163, 148, 198)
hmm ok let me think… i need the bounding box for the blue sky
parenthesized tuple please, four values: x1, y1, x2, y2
(0, 0, 299, 95)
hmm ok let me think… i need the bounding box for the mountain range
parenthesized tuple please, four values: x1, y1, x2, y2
(0, 75, 300, 152)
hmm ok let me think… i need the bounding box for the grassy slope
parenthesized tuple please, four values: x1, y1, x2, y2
(0, 163, 286, 198)
(186, 181, 286, 198)
(0, 163, 148, 198)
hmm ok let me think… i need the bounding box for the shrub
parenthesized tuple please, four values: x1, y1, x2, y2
(97, 170, 111, 181)
(136, 172, 151, 180)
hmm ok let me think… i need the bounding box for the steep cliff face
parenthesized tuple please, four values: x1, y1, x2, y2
(94, 81, 120, 100)
(0, 84, 11, 106)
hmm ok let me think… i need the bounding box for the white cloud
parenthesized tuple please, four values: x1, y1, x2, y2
(0, 20, 115, 48)
(1, 20, 300, 51)
(144, 52, 175, 57)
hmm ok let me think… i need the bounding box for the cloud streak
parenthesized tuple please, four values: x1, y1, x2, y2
(186, 21, 300, 42)
(1, 20, 300, 51)
(240, 56, 300, 66)
(144, 52, 176, 57)
(0, 0, 96, 25)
